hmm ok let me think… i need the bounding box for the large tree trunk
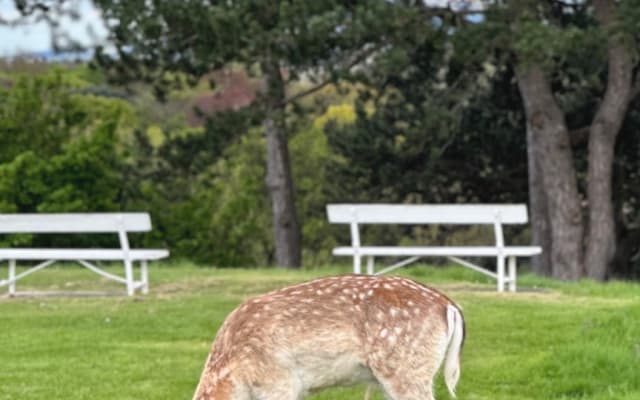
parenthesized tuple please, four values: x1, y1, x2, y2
(526, 123, 552, 276)
(515, 63, 584, 280)
(262, 60, 302, 268)
(584, 0, 634, 280)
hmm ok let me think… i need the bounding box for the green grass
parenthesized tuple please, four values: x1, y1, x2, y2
(0, 263, 639, 399)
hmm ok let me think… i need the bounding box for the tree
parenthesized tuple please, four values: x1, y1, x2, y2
(515, 1, 638, 280)
(325, 0, 640, 279)
(90, 0, 403, 268)
(451, 0, 640, 280)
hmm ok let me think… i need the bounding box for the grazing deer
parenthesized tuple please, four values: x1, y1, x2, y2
(193, 275, 465, 400)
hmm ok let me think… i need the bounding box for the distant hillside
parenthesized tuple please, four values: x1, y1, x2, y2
(0, 49, 93, 63)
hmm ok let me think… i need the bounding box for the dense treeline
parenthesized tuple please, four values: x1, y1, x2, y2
(2, 1, 640, 279)
(0, 64, 347, 265)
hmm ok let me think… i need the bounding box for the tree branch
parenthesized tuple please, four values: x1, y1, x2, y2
(283, 44, 382, 106)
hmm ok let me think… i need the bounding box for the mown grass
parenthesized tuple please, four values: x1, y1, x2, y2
(0, 262, 638, 399)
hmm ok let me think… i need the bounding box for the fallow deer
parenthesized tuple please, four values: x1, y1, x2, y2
(193, 274, 465, 400)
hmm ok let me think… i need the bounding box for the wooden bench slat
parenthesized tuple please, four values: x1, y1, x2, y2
(0, 213, 152, 233)
(0, 248, 169, 261)
(332, 246, 542, 257)
(327, 204, 529, 224)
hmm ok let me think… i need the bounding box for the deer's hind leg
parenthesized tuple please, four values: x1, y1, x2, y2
(367, 342, 446, 400)
(253, 388, 300, 400)
(376, 380, 434, 400)
(248, 369, 301, 400)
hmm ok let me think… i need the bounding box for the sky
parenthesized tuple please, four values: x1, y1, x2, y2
(0, 0, 106, 57)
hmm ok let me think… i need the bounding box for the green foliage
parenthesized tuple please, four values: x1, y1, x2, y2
(291, 105, 352, 265)
(93, 0, 400, 93)
(0, 69, 131, 247)
(0, 70, 77, 162)
(146, 127, 272, 266)
(0, 131, 121, 214)
(327, 31, 528, 204)
(205, 129, 272, 265)
(0, 70, 128, 216)
(121, 108, 267, 265)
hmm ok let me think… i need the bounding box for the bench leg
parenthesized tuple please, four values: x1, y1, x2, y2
(140, 260, 149, 295)
(353, 255, 362, 274)
(124, 259, 134, 296)
(9, 259, 16, 296)
(497, 255, 505, 293)
(366, 256, 375, 275)
(508, 256, 517, 292)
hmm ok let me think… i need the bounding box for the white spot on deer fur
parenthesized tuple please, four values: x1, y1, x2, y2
(216, 366, 229, 378)
(342, 288, 352, 294)
(301, 298, 314, 303)
(291, 290, 302, 295)
(376, 311, 384, 321)
(414, 308, 421, 315)
(390, 308, 398, 317)
(316, 290, 324, 295)
(379, 328, 388, 338)
(403, 309, 410, 317)
(366, 289, 373, 296)
(388, 335, 396, 344)
(359, 292, 366, 300)
(394, 326, 403, 335)
(383, 284, 392, 289)
(407, 300, 414, 306)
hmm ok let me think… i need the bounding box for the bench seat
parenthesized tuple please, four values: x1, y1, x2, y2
(0, 248, 169, 261)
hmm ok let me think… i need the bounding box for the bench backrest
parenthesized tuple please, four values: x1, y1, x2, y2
(326, 204, 529, 225)
(0, 213, 152, 233)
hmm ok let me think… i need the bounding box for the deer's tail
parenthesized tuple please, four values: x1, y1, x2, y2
(444, 304, 465, 398)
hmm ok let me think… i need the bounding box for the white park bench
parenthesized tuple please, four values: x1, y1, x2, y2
(327, 204, 542, 292)
(0, 213, 169, 296)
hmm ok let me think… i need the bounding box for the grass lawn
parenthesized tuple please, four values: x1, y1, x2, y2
(0, 262, 639, 399)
